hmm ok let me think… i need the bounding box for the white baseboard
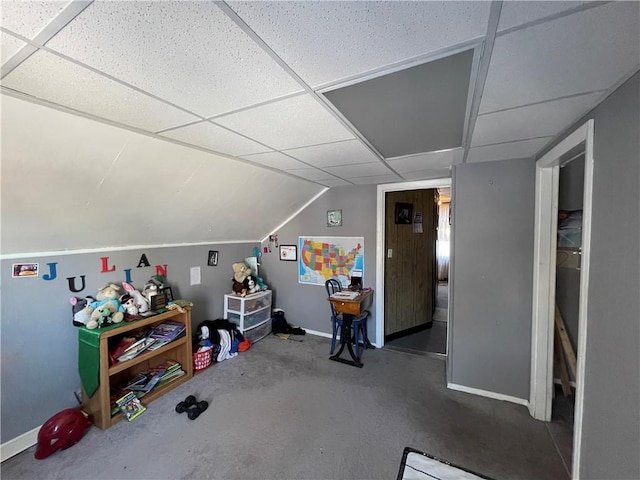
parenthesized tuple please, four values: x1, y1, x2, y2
(303, 328, 380, 348)
(1, 426, 39, 463)
(303, 328, 333, 339)
(447, 383, 529, 407)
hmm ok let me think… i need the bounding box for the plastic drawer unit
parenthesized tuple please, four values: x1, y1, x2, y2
(224, 290, 272, 342)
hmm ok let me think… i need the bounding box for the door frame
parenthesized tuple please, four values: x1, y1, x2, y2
(529, 119, 594, 479)
(375, 178, 452, 348)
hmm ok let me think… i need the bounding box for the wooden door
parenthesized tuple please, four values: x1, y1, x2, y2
(384, 189, 437, 338)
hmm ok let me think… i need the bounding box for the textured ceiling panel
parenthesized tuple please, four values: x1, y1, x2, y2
(324, 49, 473, 158)
(283, 140, 380, 168)
(472, 92, 603, 147)
(285, 168, 337, 181)
(1, 31, 25, 62)
(317, 178, 352, 188)
(481, 2, 640, 113)
(159, 121, 270, 157)
(402, 168, 451, 181)
(349, 174, 403, 185)
(0, 0, 65, 38)
(46, 0, 303, 118)
(240, 151, 309, 170)
(228, 1, 490, 87)
(1, 51, 198, 131)
(497, 1, 592, 32)
(467, 137, 553, 163)
(323, 162, 392, 179)
(242, 152, 309, 170)
(215, 94, 354, 150)
(386, 149, 463, 173)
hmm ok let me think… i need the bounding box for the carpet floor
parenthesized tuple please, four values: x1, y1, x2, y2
(1, 334, 568, 480)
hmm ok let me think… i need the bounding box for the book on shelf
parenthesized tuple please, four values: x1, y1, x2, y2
(116, 337, 157, 362)
(149, 321, 186, 342)
(116, 391, 146, 421)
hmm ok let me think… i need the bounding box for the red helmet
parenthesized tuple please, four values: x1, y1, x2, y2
(34, 409, 92, 459)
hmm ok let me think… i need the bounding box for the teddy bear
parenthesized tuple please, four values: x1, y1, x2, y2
(231, 262, 252, 296)
(82, 284, 125, 329)
(119, 294, 139, 316)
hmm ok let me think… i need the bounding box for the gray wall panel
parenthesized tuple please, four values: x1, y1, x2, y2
(0, 242, 254, 442)
(259, 185, 378, 338)
(450, 158, 535, 399)
(576, 73, 639, 479)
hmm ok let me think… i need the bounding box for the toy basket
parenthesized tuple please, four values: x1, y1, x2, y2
(193, 348, 213, 371)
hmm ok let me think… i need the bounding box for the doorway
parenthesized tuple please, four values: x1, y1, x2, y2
(375, 178, 452, 358)
(530, 120, 594, 480)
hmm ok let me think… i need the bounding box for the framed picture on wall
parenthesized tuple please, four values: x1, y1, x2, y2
(395, 202, 413, 224)
(207, 250, 218, 266)
(279, 245, 297, 261)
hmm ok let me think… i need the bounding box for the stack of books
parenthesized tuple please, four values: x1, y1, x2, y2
(148, 321, 186, 350)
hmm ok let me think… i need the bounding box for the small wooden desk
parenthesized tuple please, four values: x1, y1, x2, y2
(327, 289, 373, 368)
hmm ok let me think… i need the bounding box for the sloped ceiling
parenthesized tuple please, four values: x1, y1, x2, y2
(1, 1, 638, 255)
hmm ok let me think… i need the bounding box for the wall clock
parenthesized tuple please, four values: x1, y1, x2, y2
(327, 209, 342, 227)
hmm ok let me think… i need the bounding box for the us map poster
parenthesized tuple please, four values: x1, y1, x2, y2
(298, 236, 364, 287)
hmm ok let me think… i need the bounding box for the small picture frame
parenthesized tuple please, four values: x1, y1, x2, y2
(12, 263, 39, 278)
(160, 287, 174, 303)
(149, 291, 168, 311)
(327, 209, 342, 227)
(207, 250, 218, 266)
(395, 202, 413, 224)
(279, 245, 297, 261)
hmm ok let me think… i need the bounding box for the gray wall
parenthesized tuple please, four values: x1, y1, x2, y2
(0, 242, 255, 442)
(558, 72, 639, 479)
(450, 157, 535, 400)
(259, 185, 378, 339)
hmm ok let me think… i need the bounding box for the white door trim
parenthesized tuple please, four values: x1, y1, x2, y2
(530, 119, 594, 480)
(375, 178, 452, 347)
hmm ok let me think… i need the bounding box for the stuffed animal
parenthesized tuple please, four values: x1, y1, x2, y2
(142, 282, 159, 303)
(243, 275, 260, 295)
(232, 279, 247, 296)
(121, 282, 149, 313)
(82, 284, 125, 329)
(70, 296, 96, 327)
(91, 306, 114, 329)
(256, 276, 268, 291)
(119, 294, 139, 316)
(232, 262, 252, 296)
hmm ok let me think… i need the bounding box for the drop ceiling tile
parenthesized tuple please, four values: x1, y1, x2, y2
(283, 140, 379, 168)
(402, 168, 452, 181)
(323, 162, 392, 179)
(481, 2, 640, 113)
(160, 121, 269, 157)
(0, 0, 65, 38)
(349, 174, 403, 185)
(497, 1, 592, 33)
(240, 151, 309, 170)
(318, 178, 352, 188)
(285, 167, 336, 181)
(467, 137, 553, 163)
(387, 149, 463, 173)
(471, 92, 603, 147)
(1, 31, 26, 62)
(1, 51, 198, 131)
(215, 94, 354, 150)
(46, 1, 303, 118)
(228, 1, 490, 87)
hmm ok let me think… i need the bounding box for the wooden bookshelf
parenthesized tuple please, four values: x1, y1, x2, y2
(81, 307, 193, 429)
